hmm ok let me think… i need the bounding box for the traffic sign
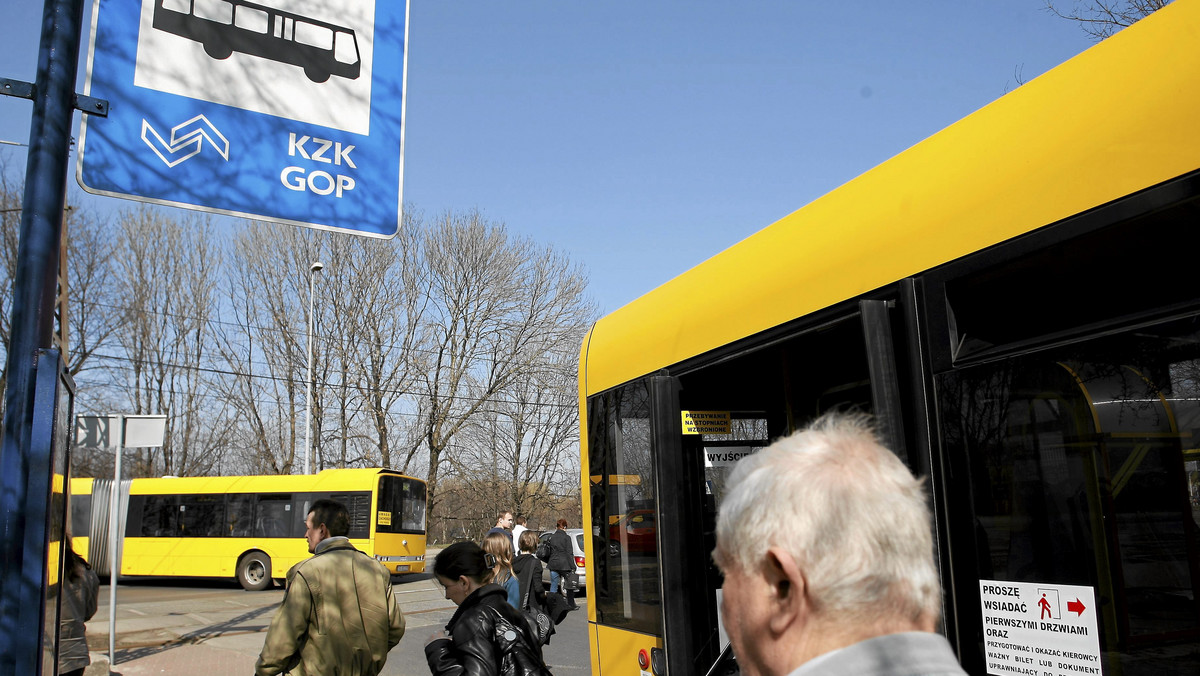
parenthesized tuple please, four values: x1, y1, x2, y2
(77, 0, 409, 238)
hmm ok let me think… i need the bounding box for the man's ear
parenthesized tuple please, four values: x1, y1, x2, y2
(762, 547, 807, 635)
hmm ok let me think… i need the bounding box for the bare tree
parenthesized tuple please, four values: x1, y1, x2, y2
(320, 212, 429, 471)
(215, 222, 322, 474)
(0, 175, 124, 390)
(455, 354, 584, 522)
(0, 167, 24, 400)
(1045, 0, 1171, 39)
(63, 206, 124, 380)
(409, 210, 596, 519)
(110, 206, 232, 477)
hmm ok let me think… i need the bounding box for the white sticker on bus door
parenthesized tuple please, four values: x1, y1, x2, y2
(703, 446, 756, 468)
(978, 579, 1102, 676)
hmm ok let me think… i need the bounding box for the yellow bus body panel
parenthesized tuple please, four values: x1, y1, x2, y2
(581, 0, 1200, 397)
(593, 624, 661, 676)
(375, 531, 428, 574)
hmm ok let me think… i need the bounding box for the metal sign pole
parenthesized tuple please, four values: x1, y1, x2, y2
(0, 0, 87, 672)
(108, 414, 123, 668)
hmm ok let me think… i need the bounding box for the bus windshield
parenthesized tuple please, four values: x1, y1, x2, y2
(376, 475, 426, 533)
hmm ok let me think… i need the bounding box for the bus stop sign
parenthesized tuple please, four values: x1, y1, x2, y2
(77, 0, 409, 238)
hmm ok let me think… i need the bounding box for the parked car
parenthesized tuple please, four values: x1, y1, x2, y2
(537, 528, 586, 594)
(609, 509, 657, 554)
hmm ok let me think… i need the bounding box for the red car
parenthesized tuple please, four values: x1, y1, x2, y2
(609, 509, 657, 554)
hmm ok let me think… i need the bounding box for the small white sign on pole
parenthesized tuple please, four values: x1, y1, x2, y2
(979, 579, 1102, 676)
(123, 414, 167, 448)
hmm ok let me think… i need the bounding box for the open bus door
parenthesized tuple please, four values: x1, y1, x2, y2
(587, 297, 918, 676)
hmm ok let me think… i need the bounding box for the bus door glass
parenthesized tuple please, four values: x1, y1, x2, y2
(588, 380, 662, 636)
(938, 315, 1200, 674)
(674, 314, 880, 657)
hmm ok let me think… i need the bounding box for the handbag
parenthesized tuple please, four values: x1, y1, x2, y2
(517, 561, 555, 645)
(487, 606, 553, 676)
(544, 589, 570, 624)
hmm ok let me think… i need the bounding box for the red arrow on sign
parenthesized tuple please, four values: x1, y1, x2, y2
(1067, 598, 1087, 616)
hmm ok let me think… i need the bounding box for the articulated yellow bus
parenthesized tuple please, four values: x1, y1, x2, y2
(579, 3, 1200, 675)
(70, 468, 426, 590)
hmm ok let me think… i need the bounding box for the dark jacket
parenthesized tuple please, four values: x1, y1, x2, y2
(424, 584, 550, 676)
(547, 529, 573, 572)
(58, 560, 99, 673)
(512, 554, 546, 612)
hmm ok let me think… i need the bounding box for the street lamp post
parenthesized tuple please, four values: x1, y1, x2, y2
(305, 261, 323, 474)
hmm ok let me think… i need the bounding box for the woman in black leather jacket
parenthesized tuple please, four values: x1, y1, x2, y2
(425, 542, 552, 676)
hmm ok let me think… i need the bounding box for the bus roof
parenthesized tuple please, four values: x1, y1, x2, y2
(581, 0, 1200, 396)
(109, 468, 422, 495)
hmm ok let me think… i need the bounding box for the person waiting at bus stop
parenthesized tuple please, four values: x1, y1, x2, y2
(256, 499, 406, 676)
(547, 518, 578, 611)
(713, 413, 966, 676)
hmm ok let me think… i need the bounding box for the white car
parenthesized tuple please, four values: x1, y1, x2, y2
(538, 528, 586, 594)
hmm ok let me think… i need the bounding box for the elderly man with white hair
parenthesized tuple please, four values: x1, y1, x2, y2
(712, 412, 966, 676)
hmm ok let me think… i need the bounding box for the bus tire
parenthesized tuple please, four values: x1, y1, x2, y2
(304, 67, 331, 84)
(203, 40, 233, 60)
(237, 552, 273, 591)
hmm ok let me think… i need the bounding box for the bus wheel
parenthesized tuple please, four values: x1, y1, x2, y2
(304, 67, 331, 84)
(237, 552, 273, 591)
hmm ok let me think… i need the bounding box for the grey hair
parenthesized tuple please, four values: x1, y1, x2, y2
(714, 412, 940, 624)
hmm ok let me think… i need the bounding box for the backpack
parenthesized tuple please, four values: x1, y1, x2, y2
(535, 540, 551, 562)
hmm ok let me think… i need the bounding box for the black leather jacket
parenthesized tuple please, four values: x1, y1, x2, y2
(425, 584, 549, 676)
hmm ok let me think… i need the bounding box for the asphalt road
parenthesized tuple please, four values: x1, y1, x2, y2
(86, 572, 591, 676)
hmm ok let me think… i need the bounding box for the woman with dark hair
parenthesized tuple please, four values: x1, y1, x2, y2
(513, 530, 546, 611)
(59, 540, 99, 676)
(547, 519, 578, 611)
(425, 542, 551, 676)
(514, 530, 560, 642)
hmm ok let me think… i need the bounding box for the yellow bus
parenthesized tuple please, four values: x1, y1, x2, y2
(70, 468, 426, 590)
(578, 3, 1200, 675)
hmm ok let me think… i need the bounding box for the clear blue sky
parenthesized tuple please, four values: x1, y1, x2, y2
(1, 1, 1096, 314)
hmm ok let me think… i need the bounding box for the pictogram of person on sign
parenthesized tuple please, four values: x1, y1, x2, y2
(1039, 593, 1052, 619)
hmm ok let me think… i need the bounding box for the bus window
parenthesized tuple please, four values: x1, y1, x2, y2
(228, 494, 253, 537)
(940, 315, 1200, 672)
(294, 21, 333, 51)
(194, 0, 232, 24)
(138, 495, 179, 537)
(179, 494, 225, 537)
(255, 495, 292, 538)
(69, 492, 91, 543)
(589, 379, 661, 636)
(233, 5, 269, 33)
(334, 31, 357, 65)
(300, 492, 372, 538)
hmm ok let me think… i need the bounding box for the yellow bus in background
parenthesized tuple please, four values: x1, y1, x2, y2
(69, 468, 426, 590)
(578, 3, 1200, 675)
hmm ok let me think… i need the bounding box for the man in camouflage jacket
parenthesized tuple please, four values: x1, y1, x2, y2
(256, 499, 406, 676)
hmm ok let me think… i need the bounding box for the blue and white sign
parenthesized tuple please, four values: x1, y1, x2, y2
(78, 0, 409, 238)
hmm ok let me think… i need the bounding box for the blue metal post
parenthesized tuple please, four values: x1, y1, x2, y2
(0, 0, 87, 673)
